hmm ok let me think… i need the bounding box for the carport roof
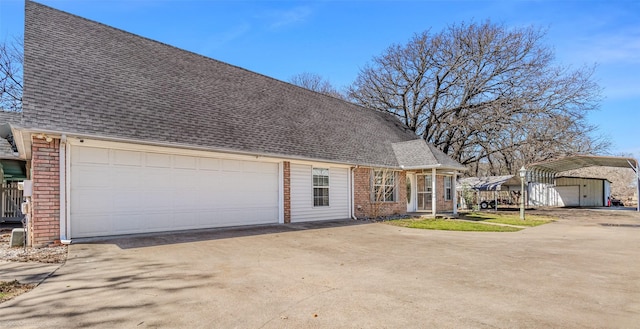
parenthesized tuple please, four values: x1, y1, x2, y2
(457, 175, 520, 191)
(528, 155, 638, 173)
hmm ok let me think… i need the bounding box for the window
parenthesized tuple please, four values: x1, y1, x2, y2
(313, 168, 329, 206)
(373, 170, 396, 202)
(444, 176, 452, 200)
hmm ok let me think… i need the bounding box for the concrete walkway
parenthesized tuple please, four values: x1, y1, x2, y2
(0, 211, 639, 328)
(0, 261, 62, 285)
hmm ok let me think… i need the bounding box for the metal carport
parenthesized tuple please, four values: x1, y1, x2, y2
(527, 155, 639, 211)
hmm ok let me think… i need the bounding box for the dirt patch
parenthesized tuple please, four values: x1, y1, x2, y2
(0, 228, 67, 263)
(0, 280, 35, 303)
(0, 227, 67, 304)
(527, 207, 640, 221)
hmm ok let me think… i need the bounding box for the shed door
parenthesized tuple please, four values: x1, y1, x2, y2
(556, 186, 580, 207)
(69, 145, 279, 238)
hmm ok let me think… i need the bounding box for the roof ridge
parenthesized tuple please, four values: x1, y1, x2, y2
(23, 1, 459, 168)
(26, 0, 397, 120)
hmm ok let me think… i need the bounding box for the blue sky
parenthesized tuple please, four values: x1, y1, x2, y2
(1, 0, 638, 157)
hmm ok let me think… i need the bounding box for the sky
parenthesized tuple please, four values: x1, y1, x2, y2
(1, 0, 638, 158)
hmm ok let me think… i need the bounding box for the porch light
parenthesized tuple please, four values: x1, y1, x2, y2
(519, 166, 526, 220)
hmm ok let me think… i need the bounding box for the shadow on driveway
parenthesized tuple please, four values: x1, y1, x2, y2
(73, 219, 369, 249)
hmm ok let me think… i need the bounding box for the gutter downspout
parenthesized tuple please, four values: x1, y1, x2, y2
(59, 135, 71, 244)
(351, 166, 358, 220)
(636, 160, 639, 212)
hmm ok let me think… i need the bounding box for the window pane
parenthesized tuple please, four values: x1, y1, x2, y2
(372, 169, 396, 202)
(385, 174, 394, 186)
(314, 187, 329, 206)
(313, 168, 329, 187)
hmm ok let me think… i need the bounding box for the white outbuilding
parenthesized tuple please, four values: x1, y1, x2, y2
(526, 155, 639, 211)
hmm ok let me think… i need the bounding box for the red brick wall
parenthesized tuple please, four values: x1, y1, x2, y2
(30, 137, 61, 247)
(353, 168, 407, 218)
(435, 175, 454, 212)
(283, 161, 291, 223)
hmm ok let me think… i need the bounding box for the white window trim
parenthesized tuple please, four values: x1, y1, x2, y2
(372, 169, 398, 203)
(312, 167, 330, 207)
(444, 176, 452, 201)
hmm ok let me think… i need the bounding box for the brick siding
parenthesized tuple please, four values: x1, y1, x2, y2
(29, 137, 61, 247)
(435, 175, 454, 212)
(353, 168, 407, 218)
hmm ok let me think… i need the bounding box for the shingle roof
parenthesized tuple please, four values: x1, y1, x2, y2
(23, 1, 464, 170)
(0, 111, 22, 126)
(391, 140, 464, 170)
(0, 111, 21, 159)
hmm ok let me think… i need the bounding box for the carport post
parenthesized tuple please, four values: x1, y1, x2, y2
(632, 158, 640, 212)
(519, 166, 526, 220)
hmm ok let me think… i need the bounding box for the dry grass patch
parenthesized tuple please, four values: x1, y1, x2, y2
(0, 280, 34, 303)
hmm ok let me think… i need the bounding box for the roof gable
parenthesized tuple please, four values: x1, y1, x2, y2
(22, 1, 463, 170)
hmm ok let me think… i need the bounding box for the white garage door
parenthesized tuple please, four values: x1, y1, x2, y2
(556, 186, 580, 207)
(70, 145, 279, 238)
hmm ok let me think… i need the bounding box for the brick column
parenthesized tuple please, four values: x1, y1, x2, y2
(283, 161, 291, 223)
(29, 137, 61, 247)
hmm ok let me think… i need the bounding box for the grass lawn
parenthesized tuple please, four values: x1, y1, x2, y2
(462, 212, 555, 227)
(386, 212, 555, 232)
(387, 218, 522, 232)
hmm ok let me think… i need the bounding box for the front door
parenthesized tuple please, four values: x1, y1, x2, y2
(406, 173, 416, 212)
(417, 174, 432, 211)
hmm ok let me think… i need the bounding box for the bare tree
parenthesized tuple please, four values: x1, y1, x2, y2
(289, 72, 345, 99)
(348, 21, 605, 173)
(0, 36, 23, 112)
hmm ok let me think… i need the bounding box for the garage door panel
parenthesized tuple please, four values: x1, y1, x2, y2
(174, 169, 200, 187)
(71, 190, 112, 213)
(146, 153, 171, 168)
(144, 190, 174, 209)
(174, 155, 197, 169)
(222, 159, 243, 172)
(142, 168, 171, 188)
(556, 186, 580, 207)
(113, 150, 142, 166)
(112, 167, 142, 188)
(199, 157, 220, 171)
(113, 190, 143, 209)
(70, 145, 279, 238)
(75, 147, 109, 164)
(73, 214, 111, 237)
(115, 214, 144, 232)
(73, 166, 111, 188)
(146, 213, 175, 230)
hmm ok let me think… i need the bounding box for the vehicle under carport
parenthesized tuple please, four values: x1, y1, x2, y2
(457, 175, 524, 210)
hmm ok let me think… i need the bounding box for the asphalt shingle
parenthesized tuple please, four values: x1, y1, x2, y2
(23, 1, 463, 170)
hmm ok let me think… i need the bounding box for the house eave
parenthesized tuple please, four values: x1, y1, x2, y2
(12, 127, 423, 169)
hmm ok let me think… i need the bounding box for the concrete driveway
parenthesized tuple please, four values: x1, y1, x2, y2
(1, 209, 639, 328)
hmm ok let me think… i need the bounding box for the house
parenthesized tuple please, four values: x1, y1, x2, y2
(7, 2, 465, 247)
(0, 111, 27, 222)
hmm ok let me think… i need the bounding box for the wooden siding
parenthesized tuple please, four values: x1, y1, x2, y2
(290, 163, 349, 222)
